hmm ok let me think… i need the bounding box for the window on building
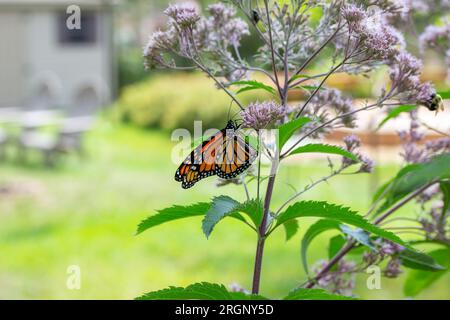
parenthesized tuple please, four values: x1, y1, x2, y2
(57, 11, 97, 44)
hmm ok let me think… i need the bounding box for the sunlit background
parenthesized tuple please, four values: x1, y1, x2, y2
(0, 0, 449, 299)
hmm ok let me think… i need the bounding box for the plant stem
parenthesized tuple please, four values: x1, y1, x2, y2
(289, 20, 343, 85)
(373, 181, 436, 225)
(263, 0, 284, 101)
(305, 241, 355, 288)
(295, 60, 346, 118)
(252, 166, 277, 294)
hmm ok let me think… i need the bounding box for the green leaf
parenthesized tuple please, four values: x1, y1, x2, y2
(276, 201, 411, 249)
(301, 219, 340, 274)
(404, 248, 450, 297)
(377, 105, 417, 130)
(440, 181, 450, 216)
(202, 196, 263, 238)
(375, 153, 450, 216)
(136, 202, 209, 235)
(202, 196, 240, 238)
(339, 225, 376, 251)
(231, 80, 276, 95)
(371, 179, 393, 203)
(278, 117, 311, 150)
(328, 235, 346, 261)
(283, 288, 356, 300)
(399, 248, 446, 271)
(437, 90, 450, 99)
(136, 282, 268, 300)
(288, 143, 359, 162)
(235, 198, 263, 229)
(289, 74, 314, 82)
(282, 219, 299, 241)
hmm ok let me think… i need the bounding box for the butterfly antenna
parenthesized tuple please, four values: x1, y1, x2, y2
(230, 105, 243, 121)
(227, 100, 233, 122)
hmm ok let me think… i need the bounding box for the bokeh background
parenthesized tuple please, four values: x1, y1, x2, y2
(0, 0, 449, 299)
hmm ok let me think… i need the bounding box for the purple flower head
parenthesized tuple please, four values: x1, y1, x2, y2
(358, 155, 375, 173)
(416, 82, 436, 105)
(384, 258, 402, 278)
(341, 4, 366, 29)
(313, 259, 356, 296)
(143, 29, 176, 69)
(164, 3, 200, 29)
(342, 7, 403, 61)
(302, 89, 356, 136)
(363, 250, 379, 265)
(343, 134, 361, 152)
(240, 101, 286, 130)
(342, 135, 375, 172)
(426, 137, 450, 154)
(419, 24, 450, 53)
(208, 3, 235, 21)
(228, 282, 250, 294)
(418, 197, 449, 241)
(363, 19, 402, 60)
(388, 51, 436, 104)
(342, 135, 361, 168)
(195, 3, 249, 52)
(377, 239, 405, 256)
(225, 68, 248, 83)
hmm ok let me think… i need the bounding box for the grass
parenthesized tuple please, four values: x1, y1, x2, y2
(0, 121, 448, 299)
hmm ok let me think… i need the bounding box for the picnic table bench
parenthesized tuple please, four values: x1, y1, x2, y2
(0, 108, 93, 166)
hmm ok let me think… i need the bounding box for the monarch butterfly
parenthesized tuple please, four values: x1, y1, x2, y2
(175, 120, 257, 189)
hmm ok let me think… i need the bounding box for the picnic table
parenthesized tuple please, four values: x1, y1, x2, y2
(0, 108, 93, 166)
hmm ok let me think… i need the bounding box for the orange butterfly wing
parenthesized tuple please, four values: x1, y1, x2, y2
(216, 134, 257, 179)
(175, 122, 257, 189)
(175, 130, 224, 189)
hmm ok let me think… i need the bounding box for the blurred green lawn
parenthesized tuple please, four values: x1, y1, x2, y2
(0, 121, 448, 299)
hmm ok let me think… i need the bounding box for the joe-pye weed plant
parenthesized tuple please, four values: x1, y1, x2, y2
(137, 0, 450, 299)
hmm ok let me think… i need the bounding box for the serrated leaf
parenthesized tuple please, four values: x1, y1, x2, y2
(301, 219, 340, 274)
(283, 288, 356, 300)
(136, 282, 268, 300)
(202, 197, 262, 238)
(328, 235, 346, 261)
(399, 248, 446, 271)
(276, 201, 411, 250)
(289, 74, 313, 82)
(136, 202, 210, 235)
(282, 219, 299, 241)
(375, 153, 450, 216)
(288, 143, 359, 162)
(278, 117, 311, 150)
(340, 225, 376, 251)
(202, 196, 240, 238)
(403, 248, 450, 297)
(377, 105, 417, 130)
(231, 80, 276, 95)
(235, 198, 263, 229)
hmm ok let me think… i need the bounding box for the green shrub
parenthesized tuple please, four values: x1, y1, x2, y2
(114, 72, 269, 131)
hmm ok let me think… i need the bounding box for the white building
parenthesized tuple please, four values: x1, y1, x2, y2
(0, 0, 116, 115)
